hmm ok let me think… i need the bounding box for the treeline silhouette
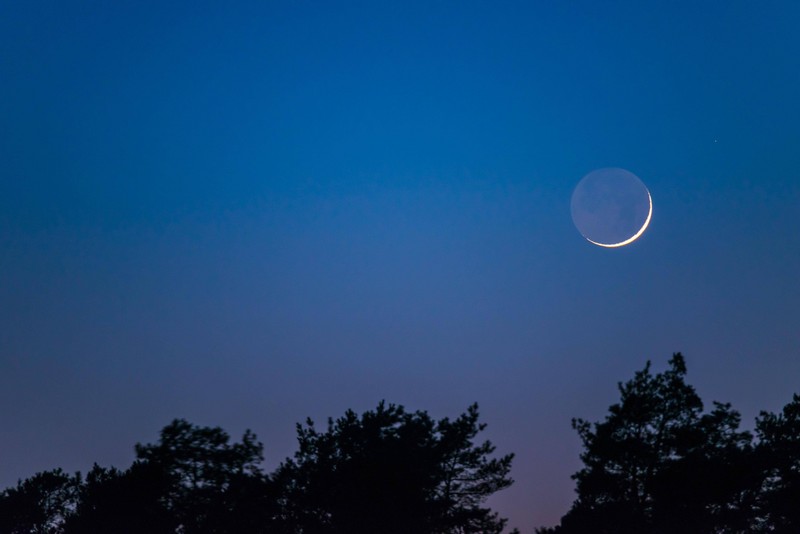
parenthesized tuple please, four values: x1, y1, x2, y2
(1, 353, 798, 533)
(0, 402, 515, 534)
(537, 353, 800, 534)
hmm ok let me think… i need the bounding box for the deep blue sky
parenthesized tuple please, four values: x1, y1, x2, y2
(2, 1, 799, 529)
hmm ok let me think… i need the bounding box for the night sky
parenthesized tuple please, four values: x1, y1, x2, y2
(2, 2, 799, 530)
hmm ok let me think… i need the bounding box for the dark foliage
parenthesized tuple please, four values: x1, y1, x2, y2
(5, 356, 797, 534)
(537, 353, 795, 534)
(1, 404, 513, 534)
(133, 419, 272, 533)
(63, 463, 175, 534)
(755, 394, 800, 533)
(274, 401, 514, 534)
(0, 469, 79, 534)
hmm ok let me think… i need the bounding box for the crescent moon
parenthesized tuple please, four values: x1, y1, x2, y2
(584, 190, 652, 248)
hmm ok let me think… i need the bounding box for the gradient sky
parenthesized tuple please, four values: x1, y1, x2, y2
(2, 1, 799, 530)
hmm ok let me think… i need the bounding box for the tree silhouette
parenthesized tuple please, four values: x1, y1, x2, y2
(755, 394, 800, 533)
(2, 405, 514, 534)
(12, 377, 799, 533)
(131, 418, 271, 534)
(0, 468, 79, 534)
(273, 401, 514, 534)
(538, 353, 759, 533)
(60, 419, 273, 534)
(63, 463, 175, 534)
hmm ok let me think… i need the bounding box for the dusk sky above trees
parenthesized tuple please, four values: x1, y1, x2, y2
(1, 1, 799, 530)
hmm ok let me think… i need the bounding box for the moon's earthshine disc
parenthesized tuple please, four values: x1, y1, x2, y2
(570, 168, 652, 248)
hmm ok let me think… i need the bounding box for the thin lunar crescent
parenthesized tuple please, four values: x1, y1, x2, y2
(585, 191, 652, 248)
(570, 168, 652, 248)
